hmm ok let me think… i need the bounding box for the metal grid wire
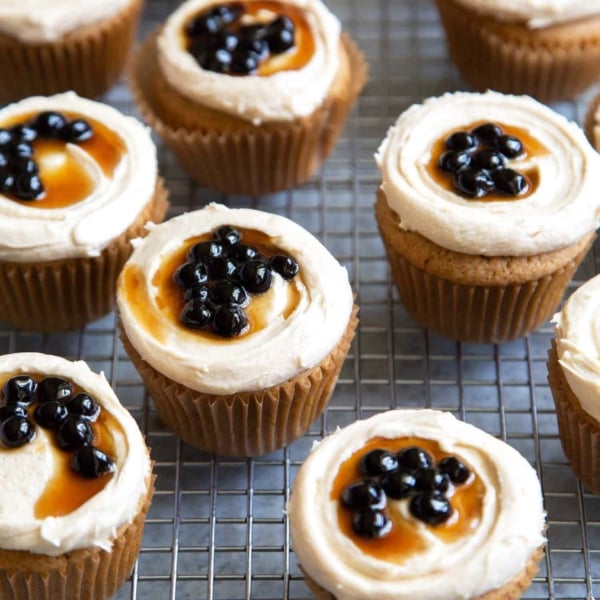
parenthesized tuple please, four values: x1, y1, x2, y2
(1, 0, 599, 598)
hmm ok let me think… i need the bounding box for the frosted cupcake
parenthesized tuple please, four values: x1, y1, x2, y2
(548, 274, 600, 495)
(288, 409, 546, 600)
(0, 92, 169, 332)
(0, 0, 144, 103)
(129, 0, 367, 195)
(375, 90, 600, 343)
(116, 203, 357, 457)
(0, 352, 154, 600)
(434, 0, 600, 101)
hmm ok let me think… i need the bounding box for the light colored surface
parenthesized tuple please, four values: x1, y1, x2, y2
(0, 93, 157, 262)
(0, 353, 150, 556)
(156, 0, 341, 123)
(288, 409, 545, 600)
(376, 91, 600, 257)
(117, 203, 354, 394)
(553, 274, 600, 423)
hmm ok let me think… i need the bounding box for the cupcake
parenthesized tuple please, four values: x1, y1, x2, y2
(116, 203, 357, 457)
(0, 0, 144, 103)
(288, 409, 546, 600)
(375, 90, 600, 344)
(434, 0, 600, 102)
(0, 92, 169, 332)
(548, 274, 600, 495)
(0, 352, 154, 600)
(129, 0, 367, 196)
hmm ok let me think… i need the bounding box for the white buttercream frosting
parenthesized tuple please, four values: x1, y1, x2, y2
(450, 0, 600, 28)
(0, 93, 157, 262)
(288, 409, 546, 600)
(0, 0, 132, 42)
(156, 0, 341, 124)
(116, 203, 354, 394)
(375, 91, 600, 257)
(0, 353, 150, 557)
(553, 275, 600, 423)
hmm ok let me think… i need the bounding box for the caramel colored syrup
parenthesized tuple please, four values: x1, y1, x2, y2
(330, 436, 486, 564)
(183, 1, 316, 76)
(426, 121, 549, 202)
(0, 372, 118, 519)
(148, 227, 301, 342)
(0, 111, 125, 209)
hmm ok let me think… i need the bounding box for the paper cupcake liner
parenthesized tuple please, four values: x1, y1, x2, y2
(119, 305, 357, 457)
(0, 0, 143, 103)
(0, 475, 154, 600)
(0, 178, 169, 333)
(299, 545, 544, 599)
(548, 342, 600, 495)
(128, 30, 367, 196)
(375, 193, 594, 343)
(434, 0, 600, 102)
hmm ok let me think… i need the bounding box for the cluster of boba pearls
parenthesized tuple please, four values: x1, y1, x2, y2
(0, 111, 94, 201)
(185, 2, 296, 75)
(438, 122, 529, 199)
(341, 446, 471, 538)
(175, 225, 299, 338)
(0, 375, 115, 479)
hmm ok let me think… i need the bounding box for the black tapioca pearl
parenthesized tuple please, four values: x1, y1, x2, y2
(187, 13, 220, 36)
(0, 415, 35, 448)
(71, 445, 116, 478)
(414, 467, 450, 493)
(438, 149, 471, 174)
(214, 30, 239, 52)
(381, 471, 417, 499)
(67, 393, 100, 420)
(60, 119, 94, 143)
(0, 169, 15, 193)
(213, 225, 241, 248)
(238, 27, 269, 60)
(359, 449, 399, 476)
(0, 129, 12, 148)
(444, 131, 478, 153)
(454, 168, 494, 198)
(438, 456, 471, 485)
(10, 156, 38, 175)
(38, 377, 72, 404)
(472, 122, 503, 146)
(11, 124, 37, 144)
(207, 256, 238, 281)
(239, 259, 272, 293)
(352, 509, 392, 538)
(9, 141, 34, 159)
(209, 281, 248, 306)
(265, 16, 295, 53)
(188, 240, 223, 262)
(409, 491, 453, 526)
(34, 400, 69, 429)
(181, 299, 213, 329)
(3, 375, 37, 406)
(0, 404, 27, 422)
(211, 304, 248, 337)
(31, 111, 67, 138)
(184, 283, 210, 302)
(396, 446, 433, 473)
(174, 261, 209, 288)
(0, 152, 8, 169)
(196, 48, 232, 73)
(492, 168, 529, 196)
(228, 243, 260, 263)
(14, 173, 44, 201)
(471, 149, 506, 171)
(56, 416, 93, 451)
(269, 255, 299, 280)
(341, 480, 386, 510)
(230, 48, 261, 75)
(496, 134, 524, 158)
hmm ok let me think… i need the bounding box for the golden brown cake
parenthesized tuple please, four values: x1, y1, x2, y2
(0, 92, 169, 332)
(116, 203, 357, 456)
(0, 352, 154, 600)
(375, 90, 599, 343)
(129, 0, 367, 195)
(434, 0, 600, 102)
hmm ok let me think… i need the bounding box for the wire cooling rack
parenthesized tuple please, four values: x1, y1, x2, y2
(1, 0, 599, 598)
